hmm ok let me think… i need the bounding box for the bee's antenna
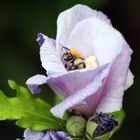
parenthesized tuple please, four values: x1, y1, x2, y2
(59, 44, 70, 51)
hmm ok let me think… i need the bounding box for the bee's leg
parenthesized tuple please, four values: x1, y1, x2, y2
(69, 64, 78, 71)
(76, 62, 86, 69)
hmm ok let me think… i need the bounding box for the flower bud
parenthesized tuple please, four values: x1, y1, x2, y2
(66, 115, 86, 137)
(86, 113, 118, 138)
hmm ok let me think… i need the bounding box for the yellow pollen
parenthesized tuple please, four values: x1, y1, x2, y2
(85, 56, 98, 69)
(74, 58, 83, 65)
(69, 49, 81, 58)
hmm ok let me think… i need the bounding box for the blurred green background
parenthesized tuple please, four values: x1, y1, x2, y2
(0, 0, 139, 139)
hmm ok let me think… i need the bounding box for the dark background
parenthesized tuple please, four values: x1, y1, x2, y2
(0, 0, 139, 139)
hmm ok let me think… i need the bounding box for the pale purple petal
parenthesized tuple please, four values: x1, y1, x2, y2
(125, 69, 134, 90)
(36, 33, 45, 46)
(26, 74, 48, 94)
(72, 80, 106, 116)
(68, 17, 122, 61)
(96, 44, 133, 113)
(51, 63, 111, 118)
(42, 130, 72, 140)
(56, 4, 111, 55)
(36, 33, 48, 46)
(47, 64, 110, 99)
(40, 36, 67, 77)
(23, 129, 44, 140)
(19, 129, 72, 140)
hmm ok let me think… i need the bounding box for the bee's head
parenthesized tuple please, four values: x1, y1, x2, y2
(63, 52, 75, 62)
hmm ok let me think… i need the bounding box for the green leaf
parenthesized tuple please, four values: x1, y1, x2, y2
(86, 110, 125, 140)
(64, 111, 71, 121)
(54, 94, 62, 105)
(0, 80, 65, 130)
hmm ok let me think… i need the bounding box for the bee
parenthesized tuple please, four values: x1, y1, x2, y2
(61, 46, 86, 71)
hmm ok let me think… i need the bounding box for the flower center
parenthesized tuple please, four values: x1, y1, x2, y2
(61, 46, 98, 71)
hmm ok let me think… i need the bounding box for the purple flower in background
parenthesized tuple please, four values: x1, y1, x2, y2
(26, 4, 134, 118)
(17, 129, 72, 140)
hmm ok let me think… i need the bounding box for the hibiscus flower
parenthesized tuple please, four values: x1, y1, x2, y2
(17, 129, 72, 140)
(26, 4, 134, 119)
